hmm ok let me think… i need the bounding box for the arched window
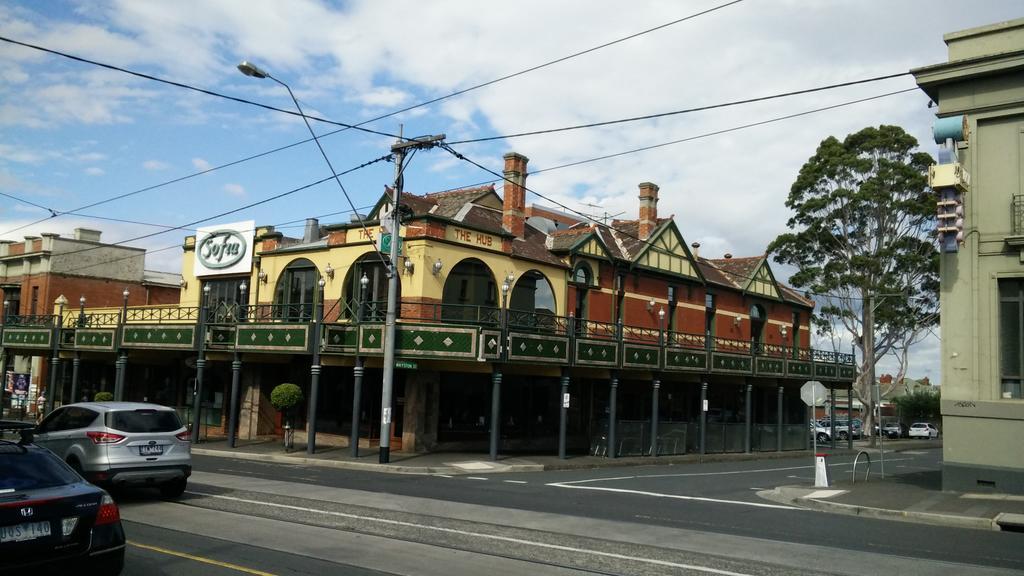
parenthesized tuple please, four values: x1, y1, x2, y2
(572, 262, 592, 286)
(274, 258, 319, 321)
(750, 303, 766, 345)
(442, 258, 498, 324)
(510, 270, 556, 314)
(341, 253, 396, 320)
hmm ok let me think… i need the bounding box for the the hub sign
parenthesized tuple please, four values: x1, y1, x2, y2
(194, 220, 255, 277)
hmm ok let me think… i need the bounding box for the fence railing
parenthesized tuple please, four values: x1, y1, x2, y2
(2, 314, 56, 327)
(125, 306, 201, 324)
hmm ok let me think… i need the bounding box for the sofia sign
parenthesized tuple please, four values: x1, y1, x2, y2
(194, 220, 254, 277)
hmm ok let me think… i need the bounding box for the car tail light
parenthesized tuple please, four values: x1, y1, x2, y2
(86, 431, 126, 444)
(95, 494, 120, 526)
(175, 430, 191, 442)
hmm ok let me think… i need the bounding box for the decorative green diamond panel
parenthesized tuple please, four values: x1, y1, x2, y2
(622, 345, 660, 368)
(397, 326, 476, 358)
(574, 339, 617, 367)
(121, 325, 195, 349)
(814, 363, 838, 379)
(787, 361, 812, 377)
(236, 325, 309, 352)
(359, 326, 384, 354)
(508, 333, 569, 363)
(323, 325, 358, 350)
(480, 330, 502, 360)
(712, 353, 752, 373)
(838, 365, 856, 380)
(208, 326, 237, 347)
(664, 349, 707, 371)
(2, 329, 51, 348)
(755, 357, 785, 376)
(75, 329, 117, 351)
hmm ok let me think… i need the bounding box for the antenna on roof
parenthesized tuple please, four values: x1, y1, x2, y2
(580, 202, 624, 225)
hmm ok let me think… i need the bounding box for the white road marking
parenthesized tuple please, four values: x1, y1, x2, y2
(434, 474, 453, 478)
(503, 480, 527, 484)
(466, 477, 489, 481)
(186, 491, 759, 576)
(749, 487, 767, 491)
(805, 490, 846, 499)
(546, 483, 799, 510)
(450, 461, 496, 471)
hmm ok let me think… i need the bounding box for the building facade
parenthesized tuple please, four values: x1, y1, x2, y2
(0, 228, 181, 416)
(913, 17, 1024, 493)
(1, 154, 855, 458)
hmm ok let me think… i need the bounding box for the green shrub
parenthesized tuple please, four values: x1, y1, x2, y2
(270, 383, 303, 411)
(94, 391, 114, 402)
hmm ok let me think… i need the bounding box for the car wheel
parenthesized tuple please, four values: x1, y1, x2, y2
(160, 478, 187, 499)
(816, 432, 829, 443)
(838, 431, 849, 440)
(89, 548, 125, 576)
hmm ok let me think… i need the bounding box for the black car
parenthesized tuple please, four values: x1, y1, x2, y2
(0, 420, 125, 575)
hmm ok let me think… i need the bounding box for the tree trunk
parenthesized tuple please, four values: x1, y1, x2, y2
(864, 295, 877, 448)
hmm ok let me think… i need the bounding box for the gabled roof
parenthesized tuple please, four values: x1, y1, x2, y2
(708, 256, 763, 290)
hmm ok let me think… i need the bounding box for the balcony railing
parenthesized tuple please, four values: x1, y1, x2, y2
(1014, 194, 1024, 235)
(45, 300, 856, 368)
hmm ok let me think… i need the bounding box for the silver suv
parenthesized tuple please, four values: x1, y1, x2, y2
(33, 402, 191, 497)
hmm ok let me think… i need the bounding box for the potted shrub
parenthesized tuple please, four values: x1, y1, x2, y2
(94, 391, 114, 402)
(270, 383, 303, 451)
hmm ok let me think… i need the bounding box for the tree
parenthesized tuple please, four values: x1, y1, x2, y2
(894, 388, 941, 422)
(769, 125, 939, 446)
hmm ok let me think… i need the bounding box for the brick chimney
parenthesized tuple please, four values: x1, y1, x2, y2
(502, 152, 529, 238)
(638, 182, 659, 240)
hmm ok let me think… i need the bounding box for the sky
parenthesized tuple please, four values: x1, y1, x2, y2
(1, 0, 1020, 383)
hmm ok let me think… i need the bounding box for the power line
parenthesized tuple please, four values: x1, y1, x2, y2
(46, 154, 391, 266)
(448, 72, 913, 145)
(0, 35, 403, 141)
(429, 87, 918, 193)
(0, 191, 57, 217)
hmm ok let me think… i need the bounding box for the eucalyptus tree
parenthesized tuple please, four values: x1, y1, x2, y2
(769, 125, 938, 443)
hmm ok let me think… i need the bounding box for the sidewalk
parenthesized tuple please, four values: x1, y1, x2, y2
(191, 437, 1024, 531)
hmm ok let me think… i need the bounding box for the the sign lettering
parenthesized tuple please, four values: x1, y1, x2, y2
(449, 227, 496, 249)
(198, 230, 247, 269)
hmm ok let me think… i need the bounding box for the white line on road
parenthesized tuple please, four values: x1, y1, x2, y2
(186, 491, 759, 576)
(503, 480, 527, 484)
(466, 477, 489, 481)
(434, 474, 453, 478)
(546, 483, 800, 510)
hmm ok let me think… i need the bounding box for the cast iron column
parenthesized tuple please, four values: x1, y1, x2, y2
(744, 382, 752, 453)
(699, 382, 708, 456)
(848, 382, 854, 449)
(558, 369, 569, 459)
(191, 286, 210, 444)
(351, 357, 364, 458)
(47, 298, 65, 414)
(489, 368, 502, 461)
(649, 377, 660, 457)
(114, 352, 127, 402)
(608, 372, 619, 459)
(228, 353, 242, 448)
(306, 279, 325, 455)
(830, 386, 836, 449)
(70, 353, 80, 404)
(776, 386, 784, 452)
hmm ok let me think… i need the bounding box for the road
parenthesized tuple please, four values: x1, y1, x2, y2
(116, 449, 1024, 576)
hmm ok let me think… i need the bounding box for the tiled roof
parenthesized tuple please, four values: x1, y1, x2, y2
(779, 284, 815, 308)
(708, 255, 763, 289)
(512, 225, 566, 267)
(548, 227, 591, 252)
(695, 258, 740, 289)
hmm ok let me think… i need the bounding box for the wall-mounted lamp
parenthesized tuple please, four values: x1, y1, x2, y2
(506, 272, 515, 285)
(647, 298, 656, 312)
(403, 258, 415, 275)
(733, 316, 742, 327)
(432, 258, 443, 276)
(179, 279, 188, 289)
(780, 326, 788, 339)
(258, 270, 268, 284)
(324, 263, 335, 280)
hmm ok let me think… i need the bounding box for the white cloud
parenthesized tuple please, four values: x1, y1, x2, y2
(350, 86, 411, 108)
(76, 152, 107, 162)
(84, 167, 105, 176)
(223, 183, 245, 196)
(192, 157, 211, 171)
(143, 160, 169, 171)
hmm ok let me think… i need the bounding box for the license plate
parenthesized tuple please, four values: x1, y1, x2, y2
(1, 520, 52, 543)
(140, 444, 164, 456)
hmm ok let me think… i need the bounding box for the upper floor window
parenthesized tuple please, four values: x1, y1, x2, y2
(273, 258, 319, 321)
(572, 263, 592, 286)
(998, 279, 1024, 399)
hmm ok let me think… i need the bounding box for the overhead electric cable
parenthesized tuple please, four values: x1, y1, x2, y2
(448, 72, 913, 144)
(0, 35, 402, 140)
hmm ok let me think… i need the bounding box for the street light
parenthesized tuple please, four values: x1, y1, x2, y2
(359, 272, 369, 321)
(78, 296, 86, 327)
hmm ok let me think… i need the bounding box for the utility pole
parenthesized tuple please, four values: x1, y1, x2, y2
(379, 132, 444, 464)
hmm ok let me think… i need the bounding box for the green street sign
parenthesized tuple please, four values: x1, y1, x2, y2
(379, 233, 403, 255)
(395, 360, 418, 370)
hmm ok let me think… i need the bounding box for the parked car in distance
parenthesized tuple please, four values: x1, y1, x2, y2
(33, 402, 191, 497)
(814, 419, 859, 441)
(873, 422, 903, 439)
(1, 420, 125, 575)
(908, 422, 939, 439)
